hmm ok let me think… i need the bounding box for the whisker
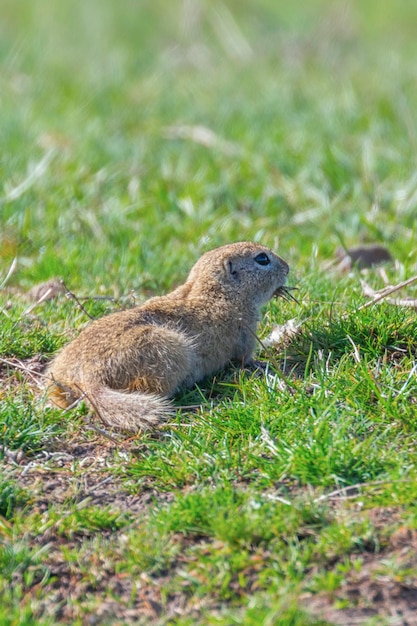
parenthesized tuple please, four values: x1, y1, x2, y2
(275, 286, 300, 304)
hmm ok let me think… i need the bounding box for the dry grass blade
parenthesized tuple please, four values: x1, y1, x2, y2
(240, 319, 297, 393)
(346, 334, 361, 363)
(357, 274, 417, 311)
(314, 478, 416, 503)
(0, 356, 47, 389)
(2, 148, 56, 203)
(163, 124, 242, 156)
(0, 257, 17, 289)
(22, 286, 61, 317)
(61, 279, 95, 320)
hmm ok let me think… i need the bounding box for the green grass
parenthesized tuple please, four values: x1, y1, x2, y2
(2, 0, 417, 623)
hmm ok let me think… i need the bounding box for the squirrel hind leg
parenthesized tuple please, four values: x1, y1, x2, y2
(46, 379, 81, 409)
(122, 326, 196, 397)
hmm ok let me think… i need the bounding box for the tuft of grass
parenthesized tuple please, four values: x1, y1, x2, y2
(0, 472, 27, 518)
(34, 505, 129, 540)
(0, 315, 61, 359)
(0, 393, 64, 454)
(287, 304, 417, 372)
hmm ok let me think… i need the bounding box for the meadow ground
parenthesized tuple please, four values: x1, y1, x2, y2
(1, 1, 417, 624)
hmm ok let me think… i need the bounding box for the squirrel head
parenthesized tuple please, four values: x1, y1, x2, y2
(187, 242, 289, 307)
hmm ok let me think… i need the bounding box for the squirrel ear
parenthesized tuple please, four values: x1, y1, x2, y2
(224, 259, 238, 278)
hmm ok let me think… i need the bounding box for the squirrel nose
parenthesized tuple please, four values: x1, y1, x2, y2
(279, 258, 290, 275)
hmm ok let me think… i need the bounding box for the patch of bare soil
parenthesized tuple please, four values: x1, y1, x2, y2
(5, 437, 187, 624)
(305, 509, 417, 626)
(11, 435, 165, 512)
(35, 544, 208, 626)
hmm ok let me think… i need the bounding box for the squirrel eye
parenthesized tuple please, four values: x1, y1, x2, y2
(254, 252, 270, 266)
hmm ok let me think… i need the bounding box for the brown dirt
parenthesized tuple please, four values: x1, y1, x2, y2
(305, 511, 417, 626)
(7, 440, 417, 626)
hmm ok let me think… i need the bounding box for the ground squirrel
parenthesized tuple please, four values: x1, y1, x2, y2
(47, 242, 290, 431)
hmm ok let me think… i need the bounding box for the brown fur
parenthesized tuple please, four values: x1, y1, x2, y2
(47, 242, 289, 431)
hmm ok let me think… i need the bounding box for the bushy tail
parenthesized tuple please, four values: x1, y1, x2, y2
(47, 376, 174, 432)
(85, 386, 175, 432)
(83, 384, 174, 432)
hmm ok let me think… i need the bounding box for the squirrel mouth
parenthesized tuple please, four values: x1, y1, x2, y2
(273, 285, 299, 303)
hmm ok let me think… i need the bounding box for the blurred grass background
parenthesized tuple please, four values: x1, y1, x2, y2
(1, 0, 417, 294)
